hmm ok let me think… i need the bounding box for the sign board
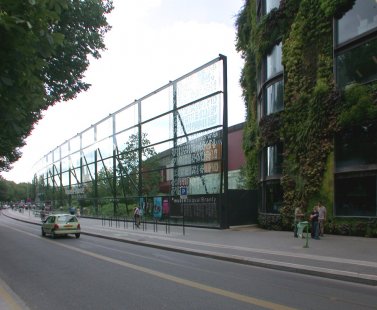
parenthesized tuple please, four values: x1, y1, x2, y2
(180, 186, 188, 200)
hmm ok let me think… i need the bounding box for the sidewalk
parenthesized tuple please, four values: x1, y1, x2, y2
(3, 209, 377, 286)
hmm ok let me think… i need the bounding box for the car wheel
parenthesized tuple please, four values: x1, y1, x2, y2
(75, 233, 80, 239)
(41, 227, 46, 237)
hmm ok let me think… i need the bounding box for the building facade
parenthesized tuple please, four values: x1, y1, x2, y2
(236, 0, 377, 235)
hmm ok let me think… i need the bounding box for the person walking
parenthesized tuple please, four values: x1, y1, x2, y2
(134, 206, 141, 228)
(294, 204, 304, 238)
(318, 202, 327, 237)
(310, 205, 320, 240)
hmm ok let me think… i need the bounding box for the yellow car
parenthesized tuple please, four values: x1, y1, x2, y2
(41, 214, 81, 239)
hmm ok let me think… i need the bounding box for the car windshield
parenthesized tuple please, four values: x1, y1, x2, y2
(57, 215, 77, 224)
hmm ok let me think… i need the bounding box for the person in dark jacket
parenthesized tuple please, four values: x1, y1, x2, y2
(310, 205, 320, 240)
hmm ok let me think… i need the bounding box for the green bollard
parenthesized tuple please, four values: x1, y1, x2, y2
(303, 223, 309, 248)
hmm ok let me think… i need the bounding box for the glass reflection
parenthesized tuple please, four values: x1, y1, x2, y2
(337, 0, 377, 44)
(266, 43, 283, 80)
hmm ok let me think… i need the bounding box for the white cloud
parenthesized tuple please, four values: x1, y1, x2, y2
(3, 0, 245, 184)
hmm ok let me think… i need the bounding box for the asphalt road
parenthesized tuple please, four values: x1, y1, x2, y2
(1, 216, 376, 310)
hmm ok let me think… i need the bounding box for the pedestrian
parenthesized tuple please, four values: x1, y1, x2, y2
(294, 204, 304, 238)
(318, 201, 327, 237)
(134, 206, 141, 228)
(310, 205, 320, 240)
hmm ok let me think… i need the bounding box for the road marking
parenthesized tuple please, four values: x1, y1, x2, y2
(0, 277, 29, 310)
(6, 224, 295, 310)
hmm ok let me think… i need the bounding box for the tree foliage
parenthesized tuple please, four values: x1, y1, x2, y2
(0, 176, 31, 202)
(0, 0, 113, 172)
(117, 133, 159, 197)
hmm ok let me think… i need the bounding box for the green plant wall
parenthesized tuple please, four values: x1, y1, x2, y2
(236, 0, 377, 235)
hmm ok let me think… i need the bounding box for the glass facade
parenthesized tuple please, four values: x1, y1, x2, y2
(266, 43, 283, 80)
(335, 124, 377, 169)
(334, 0, 377, 218)
(334, 124, 377, 217)
(257, 0, 281, 18)
(265, 80, 284, 115)
(264, 144, 283, 177)
(336, 37, 377, 88)
(258, 43, 284, 120)
(259, 144, 283, 214)
(258, 41, 284, 214)
(265, 0, 280, 14)
(260, 181, 283, 214)
(33, 56, 227, 227)
(335, 0, 377, 89)
(335, 175, 377, 217)
(336, 0, 377, 44)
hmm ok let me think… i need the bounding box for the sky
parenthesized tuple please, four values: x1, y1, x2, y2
(3, 0, 246, 184)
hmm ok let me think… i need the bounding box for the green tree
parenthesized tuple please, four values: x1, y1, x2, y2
(0, 176, 31, 202)
(0, 0, 113, 172)
(117, 133, 159, 198)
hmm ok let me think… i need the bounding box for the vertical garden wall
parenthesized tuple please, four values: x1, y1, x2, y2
(236, 0, 377, 236)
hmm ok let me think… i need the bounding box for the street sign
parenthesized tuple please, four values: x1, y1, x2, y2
(180, 186, 188, 199)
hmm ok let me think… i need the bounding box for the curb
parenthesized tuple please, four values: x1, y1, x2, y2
(3, 213, 377, 286)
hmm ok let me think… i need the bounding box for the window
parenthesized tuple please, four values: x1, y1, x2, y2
(335, 124, 377, 169)
(336, 0, 377, 45)
(265, 0, 280, 14)
(335, 175, 376, 217)
(265, 80, 284, 115)
(257, 0, 280, 20)
(266, 43, 283, 80)
(258, 44, 284, 119)
(336, 37, 377, 88)
(263, 181, 283, 213)
(265, 144, 283, 177)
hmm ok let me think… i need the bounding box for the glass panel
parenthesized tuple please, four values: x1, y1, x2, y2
(265, 79, 284, 115)
(335, 176, 376, 216)
(70, 151, 81, 169)
(337, 0, 377, 44)
(54, 173, 60, 187)
(69, 135, 80, 154)
(117, 148, 139, 179)
(61, 156, 70, 173)
(115, 104, 138, 134)
(265, 144, 283, 176)
(53, 148, 60, 164)
(336, 37, 377, 88)
(82, 147, 95, 164)
(142, 113, 171, 146)
(61, 142, 69, 158)
(97, 157, 113, 180)
(266, 43, 283, 80)
(265, 0, 280, 14)
(265, 181, 283, 213)
(96, 117, 113, 142)
(141, 166, 160, 196)
(141, 86, 172, 122)
(70, 167, 81, 185)
(257, 97, 262, 120)
(176, 94, 222, 136)
(335, 124, 377, 168)
(82, 128, 95, 149)
(82, 164, 95, 183)
(62, 172, 69, 187)
(97, 137, 114, 159)
(114, 127, 138, 152)
(176, 61, 223, 108)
